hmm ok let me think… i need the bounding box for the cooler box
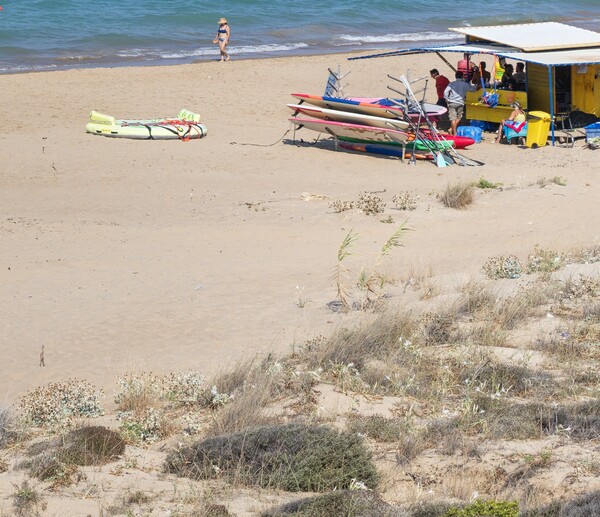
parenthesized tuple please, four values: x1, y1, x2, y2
(584, 122, 600, 142)
(457, 125, 483, 143)
(470, 120, 495, 131)
(526, 111, 551, 148)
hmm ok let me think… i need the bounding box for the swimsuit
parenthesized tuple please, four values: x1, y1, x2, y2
(218, 27, 227, 42)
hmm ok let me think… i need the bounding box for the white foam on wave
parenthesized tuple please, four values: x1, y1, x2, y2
(337, 32, 462, 44)
(0, 63, 58, 72)
(161, 42, 309, 59)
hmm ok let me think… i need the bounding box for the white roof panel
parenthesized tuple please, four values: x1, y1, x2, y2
(449, 22, 600, 51)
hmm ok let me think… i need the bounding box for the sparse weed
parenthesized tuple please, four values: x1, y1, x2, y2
(12, 480, 45, 516)
(536, 177, 551, 188)
(0, 405, 15, 448)
(332, 225, 408, 311)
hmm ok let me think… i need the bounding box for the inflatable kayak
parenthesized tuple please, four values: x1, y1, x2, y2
(85, 109, 207, 140)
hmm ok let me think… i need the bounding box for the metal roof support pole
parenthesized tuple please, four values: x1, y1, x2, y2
(548, 65, 555, 146)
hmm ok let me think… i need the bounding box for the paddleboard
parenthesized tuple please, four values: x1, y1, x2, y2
(86, 109, 207, 140)
(287, 104, 410, 130)
(339, 141, 433, 160)
(289, 117, 409, 143)
(339, 136, 453, 152)
(291, 93, 446, 120)
(291, 93, 406, 120)
(419, 131, 475, 150)
(351, 97, 447, 118)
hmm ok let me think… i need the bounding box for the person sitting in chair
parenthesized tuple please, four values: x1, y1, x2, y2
(495, 101, 526, 143)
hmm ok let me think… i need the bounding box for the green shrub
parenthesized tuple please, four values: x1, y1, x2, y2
(476, 178, 502, 189)
(262, 490, 405, 516)
(444, 500, 518, 517)
(165, 423, 379, 492)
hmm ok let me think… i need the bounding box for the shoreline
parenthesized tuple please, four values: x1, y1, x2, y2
(0, 45, 407, 77)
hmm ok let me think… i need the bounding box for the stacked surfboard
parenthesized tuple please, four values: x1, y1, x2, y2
(288, 93, 474, 161)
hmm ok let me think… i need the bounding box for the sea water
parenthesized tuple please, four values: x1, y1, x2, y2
(1, 0, 599, 73)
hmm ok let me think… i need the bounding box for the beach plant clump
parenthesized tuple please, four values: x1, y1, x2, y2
(165, 423, 379, 492)
(526, 246, 566, 274)
(262, 490, 404, 517)
(357, 192, 386, 215)
(482, 255, 523, 279)
(18, 379, 104, 428)
(330, 199, 355, 213)
(114, 370, 206, 410)
(438, 182, 475, 209)
(392, 191, 418, 211)
(118, 406, 173, 444)
(113, 370, 205, 443)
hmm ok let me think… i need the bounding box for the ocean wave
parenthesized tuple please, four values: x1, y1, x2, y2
(161, 43, 309, 59)
(336, 32, 463, 44)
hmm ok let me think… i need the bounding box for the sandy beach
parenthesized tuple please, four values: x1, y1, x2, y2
(2, 50, 599, 403)
(2, 48, 600, 516)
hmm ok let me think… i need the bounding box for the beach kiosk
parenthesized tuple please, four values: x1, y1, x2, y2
(350, 22, 600, 144)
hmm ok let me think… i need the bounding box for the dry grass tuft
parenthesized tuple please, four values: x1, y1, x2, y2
(205, 356, 315, 437)
(438, 182, 475, 209)
(303, 309, 419, 370)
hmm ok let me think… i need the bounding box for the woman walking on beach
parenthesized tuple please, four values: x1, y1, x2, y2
(213, 18, 230, 62)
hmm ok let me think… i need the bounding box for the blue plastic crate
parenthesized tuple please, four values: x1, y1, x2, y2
(470, 119, 494, 131)
(457, 125, 483, 143)
(585, 122, 600, 142)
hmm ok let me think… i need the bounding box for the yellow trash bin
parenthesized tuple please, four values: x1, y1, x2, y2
(526, 111, 551, 148)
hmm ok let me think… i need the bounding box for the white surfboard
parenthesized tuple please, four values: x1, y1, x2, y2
(287, 104, 410, 130)
(289, 117, 409, 143)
